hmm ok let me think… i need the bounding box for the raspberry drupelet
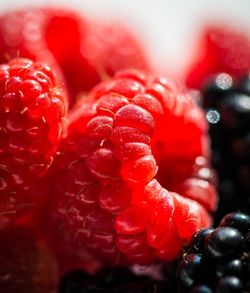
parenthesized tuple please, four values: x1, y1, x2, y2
(45, 69, 217, 269)
(0, 58, 67, 228)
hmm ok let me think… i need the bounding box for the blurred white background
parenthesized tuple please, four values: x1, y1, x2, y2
(1, 0, 250, 78)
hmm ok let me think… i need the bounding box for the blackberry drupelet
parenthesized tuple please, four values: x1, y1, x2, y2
(202, 73, 250, 222)
(177, 211, 250, 293)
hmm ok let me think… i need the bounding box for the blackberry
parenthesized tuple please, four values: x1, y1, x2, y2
(202, 73, 250, 222)
(59, 263, 178, 292)
(59, 267, 135, 293)
(177, 211, 250, 293)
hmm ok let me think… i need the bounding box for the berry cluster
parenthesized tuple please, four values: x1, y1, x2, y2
(178, 212, 250, 293)
(0, 5, 249, 293)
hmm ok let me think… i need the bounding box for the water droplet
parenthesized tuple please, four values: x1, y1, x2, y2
(216, 73, 233, 90)
(206, 109, 220, 124)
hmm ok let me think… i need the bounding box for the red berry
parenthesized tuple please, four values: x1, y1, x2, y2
(185, 26, 250, 89)
(0, 58, 67, 228)
(44, 70, 217, 267)
(0, 8, 149, 108)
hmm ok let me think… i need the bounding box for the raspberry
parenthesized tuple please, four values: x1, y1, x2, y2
(201, 72, 250, 223)
(185, 26, 250, 89)
(177, 212, 250, 293)
(0, 57, 66, 228)
(44, 69, 217, 267)
(45, 8, 150, 108)
(0, 225, 58, 292)
(0, 8, 149, 108)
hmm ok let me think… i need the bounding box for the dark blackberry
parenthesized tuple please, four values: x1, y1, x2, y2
(95, 267, 135, 290)
(205, 227, 244, 259)
(161, 261, 179, 292)
(236, 73, 250, 95)
(188, 228, 214, 253)
(202, 73, 234, 108)
(59, 265, 178, 293)
(190, 285, 213, 293)
(59, 267, 134, 292)
(202, 73, 250, 222)
(217, 276, 243, 293)
(59, 270, 91, 293)
(177, 254, 213, 290)
(177, 212, 250, 293)
(219, 212, 250, 235)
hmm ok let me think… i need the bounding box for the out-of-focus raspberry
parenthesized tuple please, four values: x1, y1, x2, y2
(185, 26, 250, 89)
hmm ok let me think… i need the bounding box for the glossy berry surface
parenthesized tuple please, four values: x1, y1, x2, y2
(185, 26, 250, 89)
(201, 72, 250, 222)
(220, 212, 250, 235)
(205, 227, 244, 259)
(177, 211, 250, 293)
(43, 69, 217, 269)
(0, 57, 66, 228)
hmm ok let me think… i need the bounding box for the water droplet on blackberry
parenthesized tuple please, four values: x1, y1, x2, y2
(206, 109, 220, 124)
(203, 73, 233, 108)
(216, 73, 233, 90)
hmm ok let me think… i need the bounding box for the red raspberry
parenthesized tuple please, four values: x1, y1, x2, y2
(185, 26, 250, 89)
(0, 58, 67, 228)
(44, 69, 217, 268)
(0, 225, 58, 292)
(0, 8, 149, 108)
(45, 8, 150, 108)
